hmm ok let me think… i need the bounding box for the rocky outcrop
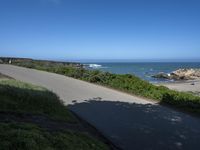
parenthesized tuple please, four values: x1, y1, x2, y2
(152, 72, 171, 79)
(172, 69, 200, 80)
(152, 69, 200, 80)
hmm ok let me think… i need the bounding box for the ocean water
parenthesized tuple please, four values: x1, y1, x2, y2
(84, 62, 200, 83)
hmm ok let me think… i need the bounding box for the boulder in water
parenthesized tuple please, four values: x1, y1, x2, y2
(152, 72, 171, 79)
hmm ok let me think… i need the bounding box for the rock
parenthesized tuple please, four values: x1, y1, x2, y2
(172, 69, 200, 80)
(152, 68, 200, 80)
(152, 72, 171, 79)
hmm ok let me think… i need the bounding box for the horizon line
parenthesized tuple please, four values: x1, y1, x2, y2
(1, 56, 200, 63)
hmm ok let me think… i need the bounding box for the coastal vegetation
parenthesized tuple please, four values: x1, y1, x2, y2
(1, 57, 200, 114)
(0, 77, 109, 150)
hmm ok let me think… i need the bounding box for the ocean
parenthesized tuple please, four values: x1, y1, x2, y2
(84, 62, 200, 83)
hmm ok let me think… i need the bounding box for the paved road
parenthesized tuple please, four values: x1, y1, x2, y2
(1, 64, 200, 150)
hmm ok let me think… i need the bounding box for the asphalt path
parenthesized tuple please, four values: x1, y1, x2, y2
(1, 64, 200, 150)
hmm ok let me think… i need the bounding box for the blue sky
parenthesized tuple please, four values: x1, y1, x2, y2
(0, 0, 200, 61)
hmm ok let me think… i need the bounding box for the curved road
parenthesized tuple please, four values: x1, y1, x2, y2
(1, 64, 200, 150)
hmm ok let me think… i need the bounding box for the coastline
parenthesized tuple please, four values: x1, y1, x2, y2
(2, 64, 200, 149)
(1, 58, 200, 114)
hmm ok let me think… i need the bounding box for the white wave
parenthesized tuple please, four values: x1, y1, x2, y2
(88, 64, 102, 68)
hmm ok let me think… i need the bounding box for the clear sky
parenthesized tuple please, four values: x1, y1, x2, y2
(0, 0, 200, 61)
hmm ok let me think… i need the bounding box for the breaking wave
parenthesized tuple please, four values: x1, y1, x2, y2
(88, 64, 102, 68)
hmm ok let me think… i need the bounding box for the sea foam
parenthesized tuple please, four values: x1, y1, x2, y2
(88, 64, 102, 68)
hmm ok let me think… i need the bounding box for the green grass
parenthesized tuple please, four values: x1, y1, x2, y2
(0, 122, 109, 150)
(0, 79, 109, 150)
(0, 79, 76, 122)
(10, 59, 200, 114)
